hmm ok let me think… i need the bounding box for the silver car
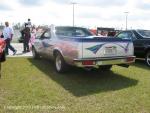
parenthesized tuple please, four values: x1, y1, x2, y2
(32, 26, 135, 73)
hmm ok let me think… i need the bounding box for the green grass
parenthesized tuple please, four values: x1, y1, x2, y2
(0, 58, 150, 113)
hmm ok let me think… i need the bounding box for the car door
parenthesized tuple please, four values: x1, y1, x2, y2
(132, 31, 145, 57)
(116, 31, 145, 57)
(34, 32, 45, 55)
(40, 30, 53, 58)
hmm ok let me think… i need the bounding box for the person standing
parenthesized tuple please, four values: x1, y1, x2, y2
(3, 22, 17, 55)
(0, 37, 6, 78)
(27, 18, 32, 28)
(22, 23, 31, 52)
(29, 25, 36, 50)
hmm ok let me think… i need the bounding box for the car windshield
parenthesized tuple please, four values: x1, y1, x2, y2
(55, 27, 93, 37)
(137, 30, 150, 38)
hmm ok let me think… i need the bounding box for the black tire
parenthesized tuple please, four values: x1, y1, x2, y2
(145, 51, 150, 67)
(0, 51, 6, 62)
(32, 47, 40, 59)
(99, 65, 112, 71)
(54, 52, 68, 73)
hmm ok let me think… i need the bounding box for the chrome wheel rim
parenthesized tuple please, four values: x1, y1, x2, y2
(147, 52, 150, 66)
(56, 55, 62, 71)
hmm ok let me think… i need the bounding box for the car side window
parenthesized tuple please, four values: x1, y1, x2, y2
(116, 32, 127, 39)
(130, 32, 137, 40)
(128, 32, 136, 40)
(75, 29, 86, 37)
(116, 32, 133, 39)
(44, 32, 50, 38)
(41, 31, 51, 39)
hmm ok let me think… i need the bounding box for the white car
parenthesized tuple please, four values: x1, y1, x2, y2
(32, 26, 135, 73)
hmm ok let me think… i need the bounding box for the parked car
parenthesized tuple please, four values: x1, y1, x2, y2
(115, 30, 150, 66)
(32, 26, 135, 73)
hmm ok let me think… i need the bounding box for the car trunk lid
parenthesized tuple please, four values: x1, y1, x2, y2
(81, 37, 134, 59)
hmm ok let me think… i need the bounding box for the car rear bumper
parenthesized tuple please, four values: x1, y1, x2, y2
(73, 56, 136, 67)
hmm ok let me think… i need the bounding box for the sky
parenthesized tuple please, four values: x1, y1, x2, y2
(0, 0, 150, 29)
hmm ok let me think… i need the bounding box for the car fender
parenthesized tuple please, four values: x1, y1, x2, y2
(53, 47, 64, 58)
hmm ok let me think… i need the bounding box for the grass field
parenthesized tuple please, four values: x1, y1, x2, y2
(0, 57, 150, 113)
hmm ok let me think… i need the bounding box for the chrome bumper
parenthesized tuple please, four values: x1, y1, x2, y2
(74, 56, 136, 67)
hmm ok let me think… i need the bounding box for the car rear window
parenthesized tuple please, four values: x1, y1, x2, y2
(55, 27, 93, 38)
(137, 30, 150, 38)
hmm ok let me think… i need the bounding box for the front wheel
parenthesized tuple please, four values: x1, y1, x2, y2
(145, 51, 150, 67)
(55, 52, 68, 73)
(32, 47, 40, 59)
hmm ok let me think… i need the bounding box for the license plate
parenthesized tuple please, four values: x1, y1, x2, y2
(97, 59, 125, 65)
(104, 47, 116, 55)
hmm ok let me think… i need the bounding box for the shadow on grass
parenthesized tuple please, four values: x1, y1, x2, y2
(28, 58, 138, 97)
(132, 59, 150, 70)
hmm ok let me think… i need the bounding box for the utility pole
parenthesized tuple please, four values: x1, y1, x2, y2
(71, 2, 77, 27)
(124, 12, 129, 30)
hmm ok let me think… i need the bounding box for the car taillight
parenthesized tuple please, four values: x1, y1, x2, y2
(82, 60, 95, 65)
(126, 57, 135, 62)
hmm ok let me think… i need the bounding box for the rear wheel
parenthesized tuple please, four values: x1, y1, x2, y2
(99, 65, 112, 71)
(32, 47, 40, 59)
(55, 52, 68, 73)
(145, 51, 150, 66)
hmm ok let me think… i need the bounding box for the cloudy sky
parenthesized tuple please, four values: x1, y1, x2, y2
(0, 0, 150, 29)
